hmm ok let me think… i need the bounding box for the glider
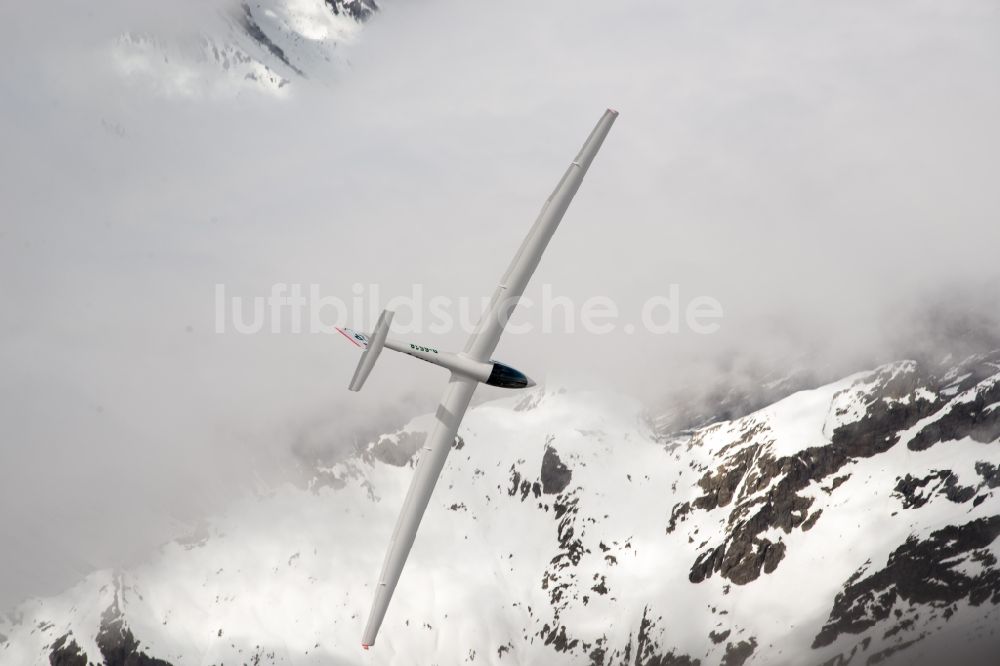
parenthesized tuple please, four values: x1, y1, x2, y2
(337, 109, 618, 649)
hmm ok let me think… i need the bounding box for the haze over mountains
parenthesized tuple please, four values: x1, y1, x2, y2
(5, 350, 1000, 665)
(109, 1, 376, 97)
(3, 2, 1000, 664)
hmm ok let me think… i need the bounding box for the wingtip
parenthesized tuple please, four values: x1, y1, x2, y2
(362, 643, 370, 650)
(607, 107, 620, 116)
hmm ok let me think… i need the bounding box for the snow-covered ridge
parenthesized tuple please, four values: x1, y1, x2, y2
(3, 355, 1000, 665)
(111, 0, 376, 98)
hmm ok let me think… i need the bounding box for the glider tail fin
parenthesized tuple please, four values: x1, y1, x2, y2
(345, 309, 394, 392)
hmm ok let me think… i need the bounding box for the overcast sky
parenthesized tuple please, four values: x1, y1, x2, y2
(1, 0, 999, 609)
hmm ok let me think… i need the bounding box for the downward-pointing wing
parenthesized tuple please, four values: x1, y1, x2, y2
(361, 374, 478, 648)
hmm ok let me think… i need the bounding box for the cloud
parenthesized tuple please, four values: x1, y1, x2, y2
(2, 0, 1000, 607)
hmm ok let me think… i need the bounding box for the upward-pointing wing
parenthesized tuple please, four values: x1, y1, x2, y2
(464, 108, 619, 362)
(361, 110, 617, 648)
(361, 373, 478, 648)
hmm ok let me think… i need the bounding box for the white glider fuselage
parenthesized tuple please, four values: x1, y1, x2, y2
(339, 109, 618, 649)
(336, 329, 535, 388)
(387, 339, 491, 381)
(386, 339, 535, 388)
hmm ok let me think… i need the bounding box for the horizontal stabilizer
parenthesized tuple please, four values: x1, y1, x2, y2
(334, 326, 368, 349)
(336, 327, 369, 349)
(348, 310, 394, 392)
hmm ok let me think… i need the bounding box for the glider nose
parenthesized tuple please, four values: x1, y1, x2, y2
(525, 376, 536, 388)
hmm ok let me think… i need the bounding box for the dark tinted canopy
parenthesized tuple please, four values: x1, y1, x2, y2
(486, 362, 531, 389)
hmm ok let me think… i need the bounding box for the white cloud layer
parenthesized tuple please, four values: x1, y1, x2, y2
(2, 0, 999, 607)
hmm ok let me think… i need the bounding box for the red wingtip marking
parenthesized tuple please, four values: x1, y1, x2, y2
(362, 644, 370, 650)
(336, 327, 363, 347)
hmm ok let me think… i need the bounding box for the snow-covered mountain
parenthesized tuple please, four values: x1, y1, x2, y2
(110, 0, 376, 97)
(4, 352, 1000, 665)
